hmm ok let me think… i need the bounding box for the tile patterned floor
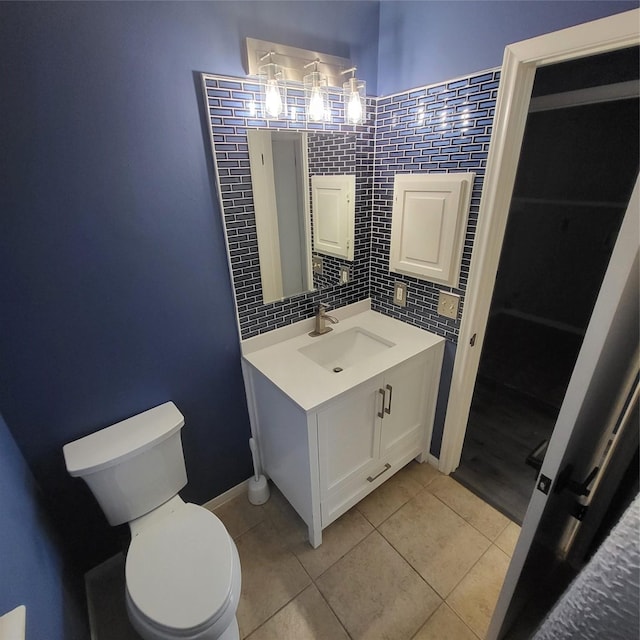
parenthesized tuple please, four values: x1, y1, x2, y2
(87, 461, 520, 640)
(216, 461, 519, 640)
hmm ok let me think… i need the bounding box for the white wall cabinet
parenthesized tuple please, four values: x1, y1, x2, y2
(390, 173, 474, 287)
(311, 174, 355, 261)
(245, 343, 443, 547)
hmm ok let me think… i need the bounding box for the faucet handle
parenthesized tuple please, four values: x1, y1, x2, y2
(318, 302, 330, 312)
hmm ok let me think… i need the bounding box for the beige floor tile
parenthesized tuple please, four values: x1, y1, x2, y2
(212, 493, 266, 539)
(400, 459, 442, 487)
(494, 521, 521, 557)
(446, 545, 511, 639)
(245, 585, 349, 640)
(356, 465, 424, 526)
(235, 520, 311, 637)
(293, 507, 373, 579)
(427, 475, 510, 540)
(316, 531, 441, 640)
(413, 603, 479, 640)
(260, 485, 309, 551)
(379, 491, 490, 597)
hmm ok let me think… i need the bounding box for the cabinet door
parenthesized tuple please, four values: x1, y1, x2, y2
(379, 353, 431, 460)
(390, 173, 474, 287)
(311, 175, 355, 261)
(317, 376, 383, 522)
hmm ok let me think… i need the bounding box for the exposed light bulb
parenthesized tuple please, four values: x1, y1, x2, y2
(347, 91, 363, 124)
(343, 73, 365, 125)
(308, 86, 325, 121)
(265, 80, 283, 118)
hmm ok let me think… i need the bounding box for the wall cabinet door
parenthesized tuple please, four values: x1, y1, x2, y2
(311, 174, 355, 261)
(390, 173, 474, 287)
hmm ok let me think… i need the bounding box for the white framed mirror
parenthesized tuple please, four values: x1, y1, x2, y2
(247, 130, 312, 303)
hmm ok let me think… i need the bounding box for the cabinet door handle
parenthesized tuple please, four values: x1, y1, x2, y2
(367, 463, 391, 482)
(385, 384, 393, 415)
(378, 388, 386, 418)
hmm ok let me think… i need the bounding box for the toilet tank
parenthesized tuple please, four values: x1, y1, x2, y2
(63, 402, 188, 526)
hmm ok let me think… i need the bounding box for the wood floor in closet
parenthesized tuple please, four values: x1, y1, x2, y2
(453, 381, 557, 524)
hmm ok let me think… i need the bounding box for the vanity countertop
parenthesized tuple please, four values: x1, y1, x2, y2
(242, 306, 445, 411)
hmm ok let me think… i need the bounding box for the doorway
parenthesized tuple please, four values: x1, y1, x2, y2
(453, 47, 640, 523)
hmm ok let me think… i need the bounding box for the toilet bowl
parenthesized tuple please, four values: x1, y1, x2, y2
(125, 497, 241, 640)
(63, 402, 241, 640)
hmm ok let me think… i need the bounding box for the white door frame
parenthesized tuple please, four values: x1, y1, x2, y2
(438, 9, 640, 475)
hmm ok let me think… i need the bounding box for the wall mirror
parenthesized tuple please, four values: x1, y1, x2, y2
(246, 129, 312, 303)
(245, 130, 358, 303)
(214, 128, 359, 304)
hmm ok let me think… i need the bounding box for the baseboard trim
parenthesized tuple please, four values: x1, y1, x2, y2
(427, 453, 441, 470)
(202, 477, 252, 511)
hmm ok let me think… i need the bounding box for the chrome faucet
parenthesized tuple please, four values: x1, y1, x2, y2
(309, 303, 338, 336)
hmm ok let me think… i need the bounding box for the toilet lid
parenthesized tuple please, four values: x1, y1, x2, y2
(125, 504, 234, 632)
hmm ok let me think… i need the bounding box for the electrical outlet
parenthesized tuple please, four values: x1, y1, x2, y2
(438, 291, 460, 319)
(339, 266, 350, 284)
(393, 282, 407, 307)
(312, 255, 323, 275)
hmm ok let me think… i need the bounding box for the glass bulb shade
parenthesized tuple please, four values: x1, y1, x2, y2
(309, 87, 325, 121)
(304, 71, 329, 122)
(258, 62, 285, 119)
(343, 77, 366, 124)
(265, 80, 283, 118)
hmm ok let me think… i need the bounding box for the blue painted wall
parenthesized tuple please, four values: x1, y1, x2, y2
(0, 0, 634, 576)
(0, 0, 380, 570)
(377, 1, 638, 95)
(0, 412, 88, 639)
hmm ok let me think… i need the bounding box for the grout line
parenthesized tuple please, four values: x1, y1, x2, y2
(425, 481, 505, 542)
(373, 527, 445, 632)
(313, 578, 354, 639)
(442, 602, 483, 640)
(234, 465, 507, 639)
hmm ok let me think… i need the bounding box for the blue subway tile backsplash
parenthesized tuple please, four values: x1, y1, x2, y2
(204, 75, 374, 339)
(204, 69, 499, 342)
(370, 70, 500, 343)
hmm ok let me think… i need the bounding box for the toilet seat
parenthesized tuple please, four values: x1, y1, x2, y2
(125, 503, 237, 636)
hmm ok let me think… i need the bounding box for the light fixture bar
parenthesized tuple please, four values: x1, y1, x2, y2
(245, 37, 352, 87)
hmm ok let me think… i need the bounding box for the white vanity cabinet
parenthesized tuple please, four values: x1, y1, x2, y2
(242, 308, 444, 548)
(318, 350, 439, 527)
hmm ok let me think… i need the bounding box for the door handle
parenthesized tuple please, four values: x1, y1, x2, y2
(378, 388, 386, 418)
(554, 463, 599, 498)
(385, 384, 393, 415)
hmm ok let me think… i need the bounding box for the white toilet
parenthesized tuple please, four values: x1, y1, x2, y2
(63, 402, 241, 640)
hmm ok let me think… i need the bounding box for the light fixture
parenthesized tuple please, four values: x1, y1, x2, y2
(341, 67, 366, 125)
(247, 40, 366, 125)
(257, 52, 285, 119)
(303, 60, 330, 122)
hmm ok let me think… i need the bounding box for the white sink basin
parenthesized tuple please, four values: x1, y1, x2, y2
(299, 327, 395, 372)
